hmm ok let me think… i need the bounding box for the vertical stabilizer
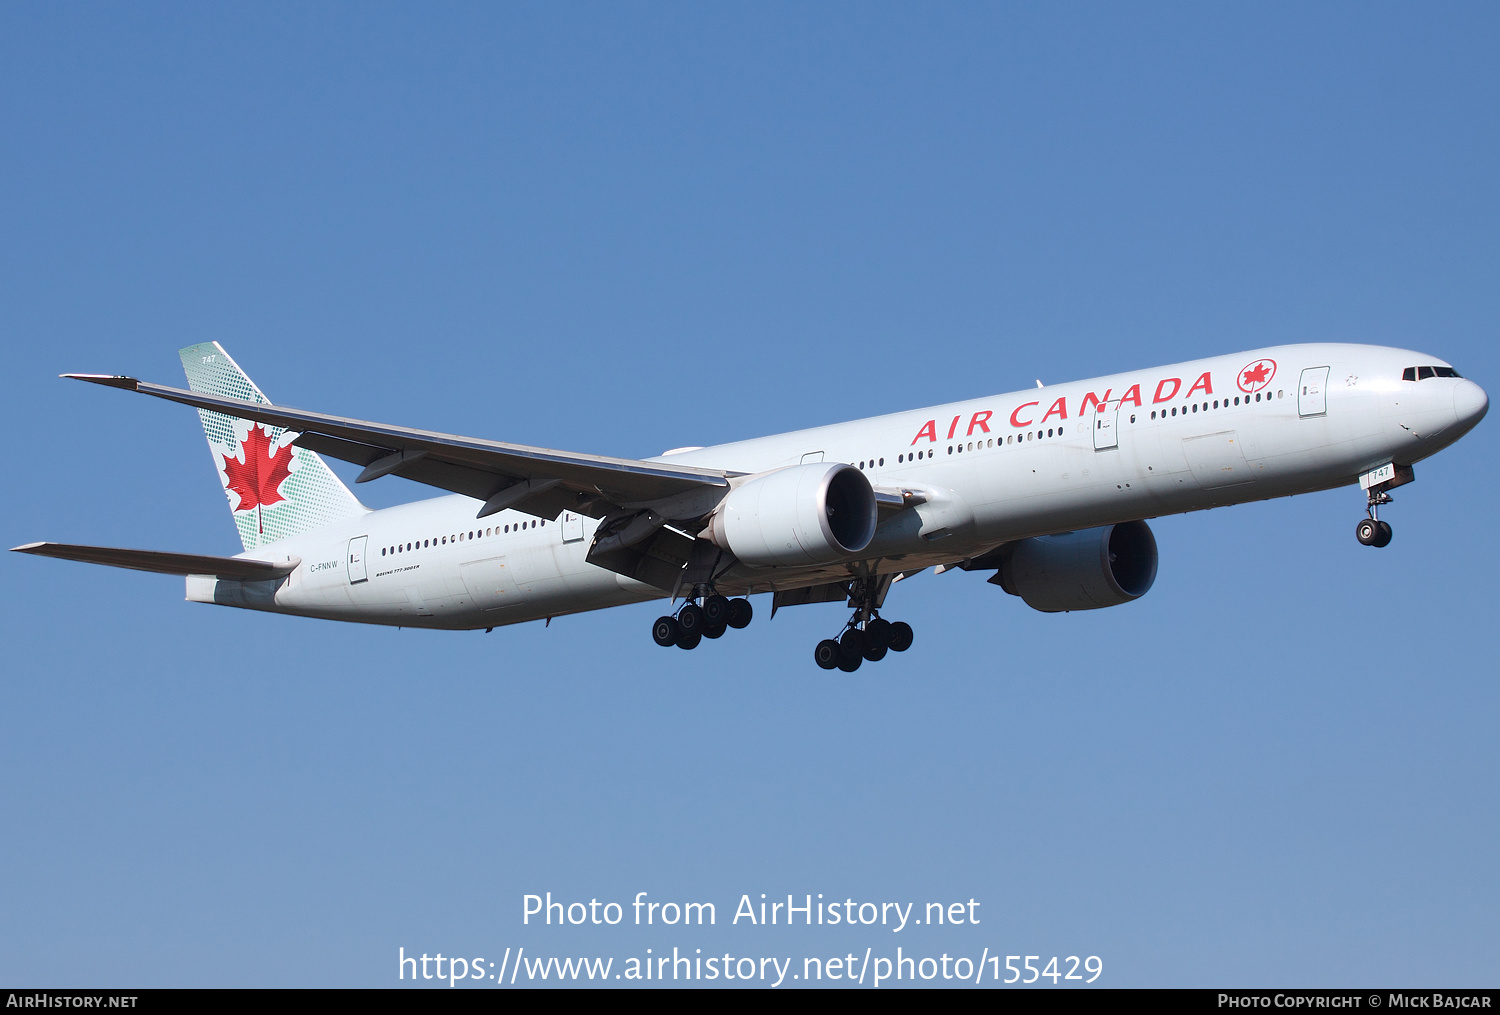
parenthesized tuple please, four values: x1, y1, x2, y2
(179, 342, 366, 551)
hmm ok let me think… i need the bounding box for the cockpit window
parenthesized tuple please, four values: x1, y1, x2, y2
(1404, 365, 1462, 381)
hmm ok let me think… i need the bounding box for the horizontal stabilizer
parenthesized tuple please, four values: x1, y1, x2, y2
(11, 542, 299, 580)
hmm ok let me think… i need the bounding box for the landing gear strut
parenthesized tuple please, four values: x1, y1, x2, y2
(1356, 491, 1394, 548)
(813, 576, 913, 672)
(651, 585, 754, 651)
(1355, 465, 1414, 548)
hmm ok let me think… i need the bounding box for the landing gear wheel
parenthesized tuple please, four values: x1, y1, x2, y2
(864, 618, 892, 652)
(677, 603, 705, 636)
(1356, 518, 1379, 546)
(726, 598, 754, 629)
(702, 595, 730, 626)
(1374, 520, 1393, 547)
(814, 640, 843, 670)
(840, 628, 867, 659)
(652, 616, 681, 647)
(837, 650, 863, 673)
(888, 622, 914, 653)
(703, 619, 727, 639)
(675, 630, 702, 650)
(862, 643, 888, 663)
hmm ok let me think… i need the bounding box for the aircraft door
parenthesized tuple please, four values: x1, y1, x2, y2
(1298, 366, 1330, 417)
(347, 535, 368, 584)
(561, 511, 584, 543)
(1093, 402, 1119, 450)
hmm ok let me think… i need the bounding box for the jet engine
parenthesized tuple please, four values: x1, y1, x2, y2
(707, 462, 878, 568)
(993, 520, 1158, 612)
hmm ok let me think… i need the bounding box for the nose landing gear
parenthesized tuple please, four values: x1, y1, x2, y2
(1356, 490, 1394, 548)
(1355, 464, 1414, 548)
(1355, 516, 1392, 548)
(651, 587, 754, 650)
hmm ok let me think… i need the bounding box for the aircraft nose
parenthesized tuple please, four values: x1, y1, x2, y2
(1453, 378, 1489, 428)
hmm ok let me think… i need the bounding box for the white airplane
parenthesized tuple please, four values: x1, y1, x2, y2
(14, 342, 1488, 670)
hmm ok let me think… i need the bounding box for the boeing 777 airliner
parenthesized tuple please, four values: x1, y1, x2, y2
(13, 342, 1487, 669)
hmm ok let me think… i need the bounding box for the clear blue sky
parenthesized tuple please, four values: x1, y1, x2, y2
(2, 2, 1496, 988)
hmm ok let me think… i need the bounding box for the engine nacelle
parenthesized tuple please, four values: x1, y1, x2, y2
(707, 462, 878, 568)
(995, 520, 1158, 612)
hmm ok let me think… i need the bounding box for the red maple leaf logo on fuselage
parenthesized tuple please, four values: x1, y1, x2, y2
(1237, 358, 1277, 393)
(222, 424, 293, 532)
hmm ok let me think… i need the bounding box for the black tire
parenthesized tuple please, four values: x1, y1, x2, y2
(840, 628, 866, 658)
(702, 595, 730, 626)
(678, 603, 705, 635)
(864, 617, 892, 651)
(703, 620, 727, 639)
(726, 598, 754, 629)
(652, 616, 680, 647)
(1374, 520, 1393, 548)
(863, 643, 888, 663)
(1356, 518, 1379, 545)
(676, 630, 702, 650)
(837, 650, 863, 672)
(888, 621, 914, 653)
(814, 639, 842, 670)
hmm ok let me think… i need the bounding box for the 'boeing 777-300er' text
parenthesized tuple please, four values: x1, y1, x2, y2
(14, 342, 1488, 669)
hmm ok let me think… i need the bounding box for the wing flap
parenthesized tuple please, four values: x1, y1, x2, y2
(12, 542, 299, 580)
(290, 431, 390, 468)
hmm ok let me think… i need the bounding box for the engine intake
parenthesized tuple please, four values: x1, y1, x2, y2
(708, 463, 878, 568)
(994, 520, 1158, 612)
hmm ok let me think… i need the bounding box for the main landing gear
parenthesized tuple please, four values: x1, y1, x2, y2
(1356, 489, 1394, 548)
(813, 614, 914, 672)
(652, 588, 754, 650)
(810, 574, 913, 672)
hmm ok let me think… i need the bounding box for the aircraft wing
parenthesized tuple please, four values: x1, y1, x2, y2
(65, 374, 731, 520)
(12, 542, 299, 580)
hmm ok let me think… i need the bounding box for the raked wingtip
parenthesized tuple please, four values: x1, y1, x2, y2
(61, 373, 139, 390)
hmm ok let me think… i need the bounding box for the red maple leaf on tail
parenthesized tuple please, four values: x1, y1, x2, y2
(222, 424, 293, 532)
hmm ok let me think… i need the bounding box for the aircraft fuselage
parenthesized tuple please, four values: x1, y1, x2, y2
(194, 343, 1488, 629)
